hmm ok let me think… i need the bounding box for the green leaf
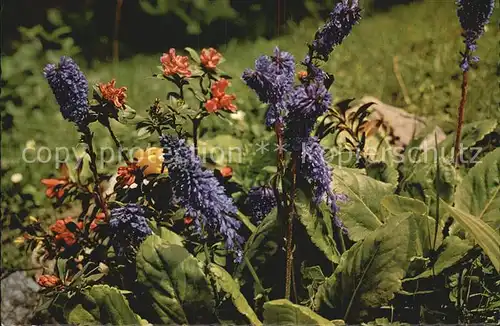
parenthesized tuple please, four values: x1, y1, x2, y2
(315, 213, 436, 321)
(332, 167, 395, 241)
(399, 154, 457, 213)
(136, 235, 217, 324)
(404, 235, 473, 280)
(235, 208, 284, 296)
(137, 126, 152, 140)
(381, 195, 427, 217)
(67, 285, 140, 325)
(295, 189, 340, 264)
(365, 161, 399, 186)
(148, 222, 185, 246)
(441, 201, 500, 272)
(208, 263, 262, 326)
(185, 47, 201, 64)
(439, 120, 497, 156)
(263, 299, 332, 325)
(454, 148, 500, 229)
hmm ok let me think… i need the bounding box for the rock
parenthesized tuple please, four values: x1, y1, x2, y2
(357, 96, 446, 150)
(1, 271, 41, 325)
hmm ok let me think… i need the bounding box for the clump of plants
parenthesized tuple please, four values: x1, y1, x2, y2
(20, 0, 499, 324)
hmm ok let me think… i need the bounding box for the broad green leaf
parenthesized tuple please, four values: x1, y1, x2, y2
(236, 208, 283, 277)
(263, 299, 332, 325)
(136, 235, 217, 324)
(208, 263, 262, 326)
(454, 148, 500, 229)
(315, 213, 435, 321)
(67, 285, 140, 325)
(439, 120, 497, 156)
(332, 167, 395, 241)
(441, 201, 500, 272)
(296, 189, 340, 263)
(404, 236, 473, 280)
(366, 161, 399, 186)
(399, 155, 457, 213)
(156, 226, 185, 246)
(381, 195, 427, 217)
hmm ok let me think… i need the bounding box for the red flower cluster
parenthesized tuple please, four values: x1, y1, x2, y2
(41, 177, 71, 199)
(90, 212, 106, 231)
(50, 217, 83, 246)
(98, 79, 127, 109)
(161, 49, 191, 77)
(37, 275, 61, 288)
(205, 79, 237, 113)
(200, 48, 222, 70)
(117, 163, 140, 186)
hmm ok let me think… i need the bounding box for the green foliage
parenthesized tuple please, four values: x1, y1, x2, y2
(315, 212, 436, 322)
(296, 190, 340, 264)
(66, 285, 140, 325)
(208, 263, 262, 325)
(263, 299, 333, 325)
(332, 167, 395, 241)
(136, 235, 217, 324)
(454, 148, 500, 229)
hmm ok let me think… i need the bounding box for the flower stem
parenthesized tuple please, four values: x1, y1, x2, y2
(192, 117, 200, 156)
(285, 154, 298, 301)
(105, 122, 130, 164)
(453, 69, 468, 167)
(82, 127, 108, 217)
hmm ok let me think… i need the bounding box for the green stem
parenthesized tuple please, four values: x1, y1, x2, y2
(285, 154, 297, 301)
(82, 127, 108, 217)
(105, 122, 130, 164)
(453, 64, 469, 167)
(192, 117, 200, 156)
(244, 256, 266, 297)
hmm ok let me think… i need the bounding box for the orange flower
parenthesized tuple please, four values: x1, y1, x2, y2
(204, 78, 237, 113)
(37, 275, 61, 288)
(298, 70, 308, 80)
(98, 79, 127, 109)
(161, 48, 191, 77)
(184, 216, 193, 225)
(220, 166, 232, 178)
(133, 147, 165, 176)
(50, 217, 82, 246)
(90, 212, 106, 231)
(200, 48, 222, 70)
(117, 163, 139, 186)
(41, 177, 70, 199)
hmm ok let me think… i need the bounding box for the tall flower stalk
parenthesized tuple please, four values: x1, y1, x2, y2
(453, 0, 494, 165)
(242, 0, 360, 300)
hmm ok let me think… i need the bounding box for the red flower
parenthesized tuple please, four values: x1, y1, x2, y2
(50, 217, 82, 246)
(117, 163, 139, 186)
(220, 166, 232, 178)
(90, 212, 106, 231)
(98, 79, 127, 108)
(37, 275, 61, 288)
(204, 78, 237, 113)
(184, 216, 193, 225)
(200, 48, 222, 70)
(41, 178, 70, 199)
(161, 48, 191, 77)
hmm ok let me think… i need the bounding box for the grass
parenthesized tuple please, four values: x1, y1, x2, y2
(1, 0, 499, 270)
